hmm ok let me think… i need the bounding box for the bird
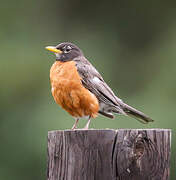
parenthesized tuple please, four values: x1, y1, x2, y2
(45, 42, 154, 129)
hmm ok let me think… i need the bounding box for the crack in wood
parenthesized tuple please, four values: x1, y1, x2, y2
(47, 129, 171, 180)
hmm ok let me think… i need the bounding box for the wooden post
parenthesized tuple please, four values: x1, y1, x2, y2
(47, 129, 171, 180)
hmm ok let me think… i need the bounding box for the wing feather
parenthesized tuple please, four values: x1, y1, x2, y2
(74, 57, 123, 108)
(74, 56, 153, 123)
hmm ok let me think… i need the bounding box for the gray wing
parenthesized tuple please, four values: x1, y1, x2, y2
(74, 56, 154, 123)
(74, 57, 126, 118)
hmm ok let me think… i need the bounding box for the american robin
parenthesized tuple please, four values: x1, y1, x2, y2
(45, 42, 153, 129)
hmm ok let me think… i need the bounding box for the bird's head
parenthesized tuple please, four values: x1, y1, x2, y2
(45, 42, 83, 62)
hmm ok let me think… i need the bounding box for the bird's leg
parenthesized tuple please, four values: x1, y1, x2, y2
(83, 116, 91, 130)
(71, 118, 79, 130)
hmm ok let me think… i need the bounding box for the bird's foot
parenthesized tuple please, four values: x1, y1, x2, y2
(71, 118, 79, 130)
(83, 117, 91, 130)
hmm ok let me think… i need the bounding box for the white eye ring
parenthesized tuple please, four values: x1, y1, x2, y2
(64, 45, 72, 53)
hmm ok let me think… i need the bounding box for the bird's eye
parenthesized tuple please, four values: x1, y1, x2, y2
(64, 45, 72, 53)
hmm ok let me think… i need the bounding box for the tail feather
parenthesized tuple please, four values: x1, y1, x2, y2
(122, 103, 154, 124)
(99, 111, 114, 119)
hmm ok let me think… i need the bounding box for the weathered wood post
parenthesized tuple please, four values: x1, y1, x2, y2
(47, 129, 171, 180)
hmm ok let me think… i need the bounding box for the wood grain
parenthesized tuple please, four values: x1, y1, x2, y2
(47, 129, 171, 180)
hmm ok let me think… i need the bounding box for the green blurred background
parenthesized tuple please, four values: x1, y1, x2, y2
(1, 0, 176, 179)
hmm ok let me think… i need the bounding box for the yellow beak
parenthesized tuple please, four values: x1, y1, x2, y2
(45, 46, 62, 54)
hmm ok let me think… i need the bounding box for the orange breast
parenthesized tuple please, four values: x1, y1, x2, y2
(50, 61, 99, 118)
